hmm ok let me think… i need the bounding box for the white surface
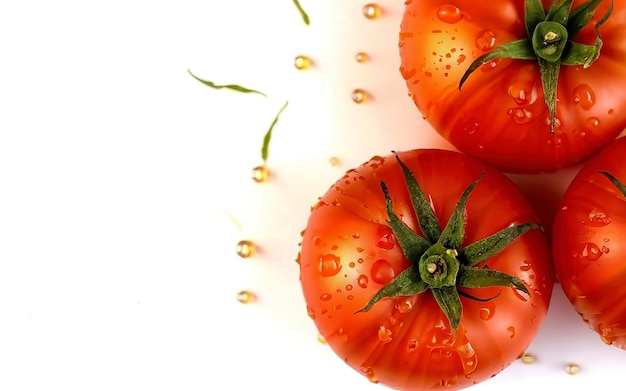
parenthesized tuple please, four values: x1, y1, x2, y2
(0, 1, 622, 390)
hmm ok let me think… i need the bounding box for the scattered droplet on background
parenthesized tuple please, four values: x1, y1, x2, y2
(252, 165, 269, 183)
(294, 55, 312, 70)
(352, 89, 367, 103)
(521, 352, 535, 364)
(236, 240, 256, 258)
(355, 52, 369, 63)
(566, 363, 580, 375)
(236, 290, 257, 304)
(362, 4, 381, 19)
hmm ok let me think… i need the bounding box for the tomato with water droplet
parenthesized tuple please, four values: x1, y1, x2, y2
(299, 150, 554, 390)
(553, 137, 626, 350)
(400, 0, 626, 173)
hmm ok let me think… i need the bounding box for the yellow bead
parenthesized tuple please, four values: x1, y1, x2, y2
(236, 290, 256, 304)
(355, 52, 368, 63)
(351, 89, 366, 104)
(294, 55, 312, 70)
(236, 240, 256, 258)
(328, 156, 341, 166)
(520, 353, 535, 364)
(251, 165, 269, 183)
(363, 4, 382, 19)
(565, 363, 580, 375)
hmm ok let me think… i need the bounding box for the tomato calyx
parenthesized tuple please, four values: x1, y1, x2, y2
(356, 154, 537, 330)
(459, 0, 613, 134)
(598, 170, 626, 196)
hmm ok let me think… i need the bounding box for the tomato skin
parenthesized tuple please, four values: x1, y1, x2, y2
(299, 150, 554, 390)
(552, 137, 626, 349)
(400, 0, 626, 173)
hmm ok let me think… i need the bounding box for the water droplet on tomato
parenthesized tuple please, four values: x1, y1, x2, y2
(507, 82, 538, 105)
(400, 65, 417, 80)
(396, 299, 413, 314)
(306, 305, 315, 319)
(378, 326, 393, 343)
(573, 84, 596, 110)
(457, 341, 478, 375)
(320, 293, 332, 301)
(480, 60, 498, 71)
(345, 284, 353, 291)
(475, 30, 496, 51)
(437, 5, 463, 23)
(581, 243, 602, 261)
(520, 260, 532, 272)
(430, 347, 454, 360)
(588, 117, 600, 127)
(479, 306, 494, 320)
(587, 208, 611, 226)
(457, 54, 467, 65)
(507, 326, 516, 338)
(463, 118, 479, 134)
(407, 339, 419, 352)
(370, 259, 396, 284)
(377, 226, 396, 250)
(319, 254, 342, 277)
(348, 261, 355, 268)
(508, 108, 533, 124)
(357, 275, 369, 289)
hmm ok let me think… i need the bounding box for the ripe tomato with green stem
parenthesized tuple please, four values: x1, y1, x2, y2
(400, 0, 626, 173)
(298, 149, 554, 390)
(552, 136, 626, 349)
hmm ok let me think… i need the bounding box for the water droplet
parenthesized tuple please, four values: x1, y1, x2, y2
(508, 108, 533, 124)
(430, 347, 454, 360)
(521, 352, 535, 364)
(457, 340, 478, 375)
(407, 339, 418, 352)
(352, 89, 367, 103)
(581, 243, 602, 261)
(319, 254, 342, 277)
(463, 118, 479, 134)
(588, 117, 600, 127)
(317, 333, 327, 344)
(345, 284, 353, 291)
(377, 227, 396, 250)
(348, 262, 356, 268)
(347, 294, 354, 300)
(362, 3, 382, 19)
(357, 274, 369, 289)
(396, 300, 413, 314)
(294, 55, 312, 70)
(475, 30, 496, 51)
(588, 208, 611, 226)
(328, 156, 341, 166)
(573, 84, 596, 110)
(507, 82, 538, 105)
(320, 293, 332, 301)
(437, 5, 463, 23)
(479, 306, 494, 320)
(361, 366, 379, 383)
(378, 326, 393, 343)
(306, 305, 315, 319)
(520, 260, 532, 272)
(370, 259, 396, 284)
(235, 240, 256, 258)
(355, 52, 368, 63)
(251, 165, 269, 183)
(480, 60, 498, 71)
(457, 53, 467, 65)
(565, 363, 580, 375)
(400, 65, 417, 80)
(236, 290, 256, 304)
(507, 326, 516, 338)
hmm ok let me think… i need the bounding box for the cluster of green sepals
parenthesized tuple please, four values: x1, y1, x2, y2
(460, 0, 614, 133)
(357, 153, 540, 330)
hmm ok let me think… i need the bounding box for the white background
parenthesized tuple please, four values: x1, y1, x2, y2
(0, 1, 622, 390)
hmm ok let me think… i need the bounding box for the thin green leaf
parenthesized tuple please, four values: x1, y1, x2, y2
(292, 0, 310, 25)
(459, 222, 543, 266)
(525, 0, 547, 36)
(393, 153, 441, 243)
(458, 265, 530, 295)
(380, 181, 432, 263)
(438, 172, 485, 250)
(356, 266, 427, 313)
(545, 0, 574, 25)
(598, 170, 626, 198)
(187, 69, 267, 97)
(459, 39, 535, 90)
(561, 41, 599, 66)
(432, 286, 463, 330)
(568, 0, 604, 37)
(261, 101, 289, 162)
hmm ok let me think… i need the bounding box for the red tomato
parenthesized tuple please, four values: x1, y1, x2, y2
(552, 136, 626, 349)
(399, 0, 626, 173)
(298, 149, 554, 390)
